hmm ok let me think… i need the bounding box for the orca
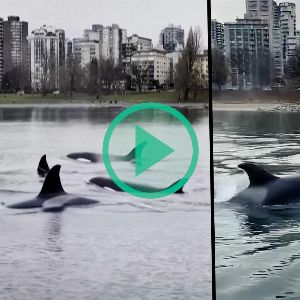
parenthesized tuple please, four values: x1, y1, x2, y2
(229, 162, 300, 206)
(67, 145, 140, 163)
(37, 154, 50, 177)
(89, 177, 184, 194)
(7, 165, 98, 211)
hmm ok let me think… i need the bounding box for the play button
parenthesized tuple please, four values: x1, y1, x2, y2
(135, 126, 174, 176)
(102, 103, 199, 199)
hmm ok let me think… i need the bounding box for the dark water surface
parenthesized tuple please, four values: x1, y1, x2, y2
(0, 105, 210, 300)
(215, 111, 300, 300)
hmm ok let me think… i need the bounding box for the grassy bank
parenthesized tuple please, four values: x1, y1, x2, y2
(0, 90, 208, 104)
(213, 90, 300, 103)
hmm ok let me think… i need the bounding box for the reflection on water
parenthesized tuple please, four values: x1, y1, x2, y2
(0, 105, 206, 124)
(215, 111, 300, 300)
(0, 105, 210, 300)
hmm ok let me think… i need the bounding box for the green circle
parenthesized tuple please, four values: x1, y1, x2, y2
(102, 103, 199, 199)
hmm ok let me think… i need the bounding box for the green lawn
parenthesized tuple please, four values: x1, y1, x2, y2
(0, 90, 208, 104)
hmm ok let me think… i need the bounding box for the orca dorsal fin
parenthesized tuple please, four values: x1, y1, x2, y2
(38, 165, 66, 197)
(124, 142, 147, 161)
(37, 154, 50, 177)
(238, 163, 278, 187)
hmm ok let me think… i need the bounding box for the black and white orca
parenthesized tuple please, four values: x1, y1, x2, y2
(8, 165, 98, 212)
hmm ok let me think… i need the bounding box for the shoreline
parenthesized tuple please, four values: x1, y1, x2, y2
(0, 101, 207, 109)
(213, 101, 300, 112)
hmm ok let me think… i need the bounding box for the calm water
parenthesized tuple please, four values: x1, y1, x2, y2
(214, 111, 300, 300)
(0, 104, 211, 300)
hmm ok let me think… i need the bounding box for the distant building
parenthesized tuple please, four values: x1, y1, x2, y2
(3, 16, 28, 74)
(245, 0, 273, 22)
(279, 2, 296, 65)
(28, 25, 64, 91)
(83, 29, 100, 41)
(165, 51, 182, 84)
(211, 19, 224, 51)
(224, 18, 270, 88)
(195, 50, 209, 88)
(83, 24, 126, 65)
(124, 34, 152, 54)
(73, 38, 100, 68)
(0, 18, 3, 86)
(102, 24, 127, 65)
(286, 35, 300, 75)
(66, 40, 73, 59)
(271, 1, 284, 80)
(122, 34, 153, 71)
(131, 49, 173, 88)
(56, 29, 65, 67)
(65, 40, 73, 70)
(159, 24, 184, 51)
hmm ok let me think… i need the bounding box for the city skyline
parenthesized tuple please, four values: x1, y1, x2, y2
(212, 0, 299, 28)
(0, 0, 207, 47)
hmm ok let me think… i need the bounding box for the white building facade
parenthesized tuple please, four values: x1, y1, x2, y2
(73, 38, 100, 68)
(131, 49, 173, 88)
(28, 25, 64, 91)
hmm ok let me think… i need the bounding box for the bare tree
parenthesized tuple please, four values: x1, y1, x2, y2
(67, 55, 82, 96)
(175, 27, 202, 101)
(191, 64, 203, 100)
(40, 42, 57, 97)
(212, 48, 228, 91)
(130, 62, 151, 91)
(88, 58, 98, 95)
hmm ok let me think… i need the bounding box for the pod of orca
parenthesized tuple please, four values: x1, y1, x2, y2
(4, 149, 185, 212)
(229, 162, 300, 206)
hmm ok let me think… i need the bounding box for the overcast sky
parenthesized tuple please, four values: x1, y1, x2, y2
(211, 0, 300, 28)
(0, 0, 207, 47)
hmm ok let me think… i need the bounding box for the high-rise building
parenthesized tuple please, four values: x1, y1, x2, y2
(244, 0, 286, 80)
(0, 18, 3, 86)
(211, 19, 225, 51)
(83, 29, 100, 41)
(224, 18, 270, 88)
(279, 2, 296, 64)
(272, 1, 284, 80)
(65, 40, 73, 67)
(73, 38, 100, 68)
(56, 29, 66, 67)
(83, 24, 126, 65)
(28, 25, 64, 91)
(286, 35, 300, 75)
(3, 16, 28, 74)
(159, 24, 184, 51)
(101, 24, 127, 65)
(245, 0, 274, 22)
(91, 24, 104, 54)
